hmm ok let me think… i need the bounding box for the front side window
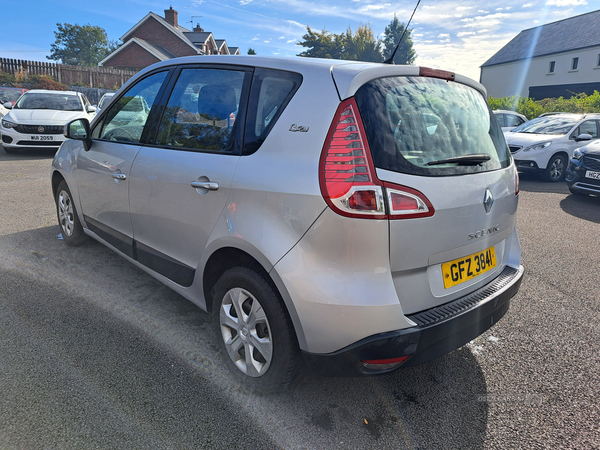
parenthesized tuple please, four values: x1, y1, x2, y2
(95, 71, 167, 144)
(355, 76, 510, 176)
(15, 93, 82, 111)
(155, 68, 246, 152)
(506, 114, 523, 127)
(573, 121, 598, 139)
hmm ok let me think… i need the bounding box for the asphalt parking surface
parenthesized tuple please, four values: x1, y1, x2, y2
(0, 149, 599, 449)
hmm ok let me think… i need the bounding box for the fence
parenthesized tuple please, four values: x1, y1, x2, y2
(0, 58, 137, 89)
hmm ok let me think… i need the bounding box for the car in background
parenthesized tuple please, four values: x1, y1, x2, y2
(565, 140, 600, 196)
(52, 56, 523, 390)
(505, 113, 600, 181)
(0, 87, 28, 118)
(493, 110, 528, 132)
(1, 89, 96, 153)
(96, 92, 115, 111)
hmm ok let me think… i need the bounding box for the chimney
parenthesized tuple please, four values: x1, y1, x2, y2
(194, 25, 204, 32)
(164, 6, 178, 28)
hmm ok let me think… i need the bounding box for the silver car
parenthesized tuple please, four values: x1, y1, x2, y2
(52, 56, 524, 391)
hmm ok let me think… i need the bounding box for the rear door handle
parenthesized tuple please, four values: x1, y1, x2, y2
(111, 173, 127, 180)
(191, 181, 219, 191)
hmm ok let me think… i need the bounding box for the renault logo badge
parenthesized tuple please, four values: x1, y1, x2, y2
(483, 189, 494, 213)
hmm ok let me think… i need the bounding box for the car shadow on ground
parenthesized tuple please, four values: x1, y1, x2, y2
(1, 148, 57, 160)
(1, 226, 490, 449)
(560, 192, 600, 224)
(517, 172, 570, 194)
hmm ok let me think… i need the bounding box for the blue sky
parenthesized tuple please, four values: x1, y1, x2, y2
(1, 0, 597, 81)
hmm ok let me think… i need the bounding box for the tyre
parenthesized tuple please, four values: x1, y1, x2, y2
(568, 187, 587, 197)
(544, 154, 567, 182)
(55, 181, 87, 245)
(212, 267, 300, 393)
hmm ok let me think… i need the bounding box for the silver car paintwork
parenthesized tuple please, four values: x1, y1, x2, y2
(52, 55, 521, 356)
(129, 148, 240, 270)
(76, 141, 142, 238)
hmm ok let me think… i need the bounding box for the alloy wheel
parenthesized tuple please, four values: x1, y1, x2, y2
(219, 287, 273, 377)
(57, 189, 75, 237)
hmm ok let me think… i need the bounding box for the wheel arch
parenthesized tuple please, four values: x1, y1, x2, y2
(51, 170, 66, 198)
(201, 245, 306, 349)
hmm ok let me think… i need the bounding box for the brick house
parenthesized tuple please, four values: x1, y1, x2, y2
(99, 7, 239, 71)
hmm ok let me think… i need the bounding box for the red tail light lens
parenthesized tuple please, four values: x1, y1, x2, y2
(320, 98, 435, 220)
(319, 99, 385, 218)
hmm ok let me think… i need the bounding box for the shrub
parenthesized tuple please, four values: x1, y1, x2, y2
(488, 92, 600, 119)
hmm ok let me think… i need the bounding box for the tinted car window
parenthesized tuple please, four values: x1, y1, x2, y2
(0, 89, 24, 103)
(95, 71, 167, 143)
(155, 68, 245, 152)
(355, 77, 510, 176)
(16, 93, 82, 111)
(244, 68, 302, 154)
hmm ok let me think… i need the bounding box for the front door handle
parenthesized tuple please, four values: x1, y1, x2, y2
(111, 173, 127, 180)
(191, 181, 219, 191)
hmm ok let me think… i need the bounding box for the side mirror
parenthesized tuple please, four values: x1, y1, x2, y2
(3, 102, 12, 109)
(86, 105, 97, 113)
(64, 118, 92, 151)
(574, 133, 592, 142)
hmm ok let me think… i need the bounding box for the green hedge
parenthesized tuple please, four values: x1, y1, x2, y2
(488, 91, 600, 120)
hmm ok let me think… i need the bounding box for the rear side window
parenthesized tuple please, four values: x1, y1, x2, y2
(155, 68, 246, 152)
(355, 77, 510, 176)
(244, 68, 302, 154)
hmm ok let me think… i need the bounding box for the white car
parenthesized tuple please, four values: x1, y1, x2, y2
(493, 110, 528, 132)
(1, 89, 96, 154)
(96, 92, 115, 111)
(505, 113, 600, 181)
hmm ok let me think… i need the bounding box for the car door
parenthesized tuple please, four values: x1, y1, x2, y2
(128, 65, 251, 286)
(76, 71, 169, 257)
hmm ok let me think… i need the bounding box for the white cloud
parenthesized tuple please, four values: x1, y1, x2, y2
(546, 0, 586, 5)
(239, 0, 252, 4)
(438, 33, 450, 38)
(279, 36, 286, 39)
(458, 31, 476, 37)
(523, 3, 533, 6)
(287, 39, 296, 43)
(456, 6, 472, 11)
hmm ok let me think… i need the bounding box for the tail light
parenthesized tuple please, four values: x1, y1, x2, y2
(515, 169, 520, 196)
(361, 356, 410, 371)
(319, 98, 434, 220)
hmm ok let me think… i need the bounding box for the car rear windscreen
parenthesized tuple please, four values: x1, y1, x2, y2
(355, 76, 511, 176)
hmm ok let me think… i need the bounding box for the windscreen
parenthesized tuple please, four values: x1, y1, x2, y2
(355, 76, 511, 176)
(16, 93, 82, 111)
(510, 115, 579, 135)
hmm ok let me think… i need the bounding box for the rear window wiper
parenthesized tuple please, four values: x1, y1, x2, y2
(427, 154, 491, 166)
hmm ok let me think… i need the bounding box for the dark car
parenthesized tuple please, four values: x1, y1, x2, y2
(566, 140, 600, 196)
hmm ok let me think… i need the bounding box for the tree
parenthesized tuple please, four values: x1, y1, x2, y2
(247, 48, 257, 55)
(341, 25, 383, 63)
(382, 15, 416, 65)
(297, 24, 382, 62)
(296, 27, 343, 59)
(48, 23, 117, 66)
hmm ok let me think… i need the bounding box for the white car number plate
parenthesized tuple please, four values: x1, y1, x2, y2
(30, 135, 53, 141)
(585, 170, 600, 180)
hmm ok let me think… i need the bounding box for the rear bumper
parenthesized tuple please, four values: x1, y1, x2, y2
(302, 265, 524, 376)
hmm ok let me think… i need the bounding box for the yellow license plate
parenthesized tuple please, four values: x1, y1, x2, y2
(442, 246, 497, 289)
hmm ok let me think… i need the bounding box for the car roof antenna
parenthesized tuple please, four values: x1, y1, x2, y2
(383, 0, 421, 65)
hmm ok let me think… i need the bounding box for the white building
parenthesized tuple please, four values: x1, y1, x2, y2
(480, 10, 600, 99)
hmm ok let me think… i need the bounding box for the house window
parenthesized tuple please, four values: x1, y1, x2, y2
(597, 54, 600, 67)
(571, 57, 579, 70)
(549, 61, 555, 73)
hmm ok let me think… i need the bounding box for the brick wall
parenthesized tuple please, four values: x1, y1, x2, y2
(102, 42, 161, 70)
(127, 16, 197, 57)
